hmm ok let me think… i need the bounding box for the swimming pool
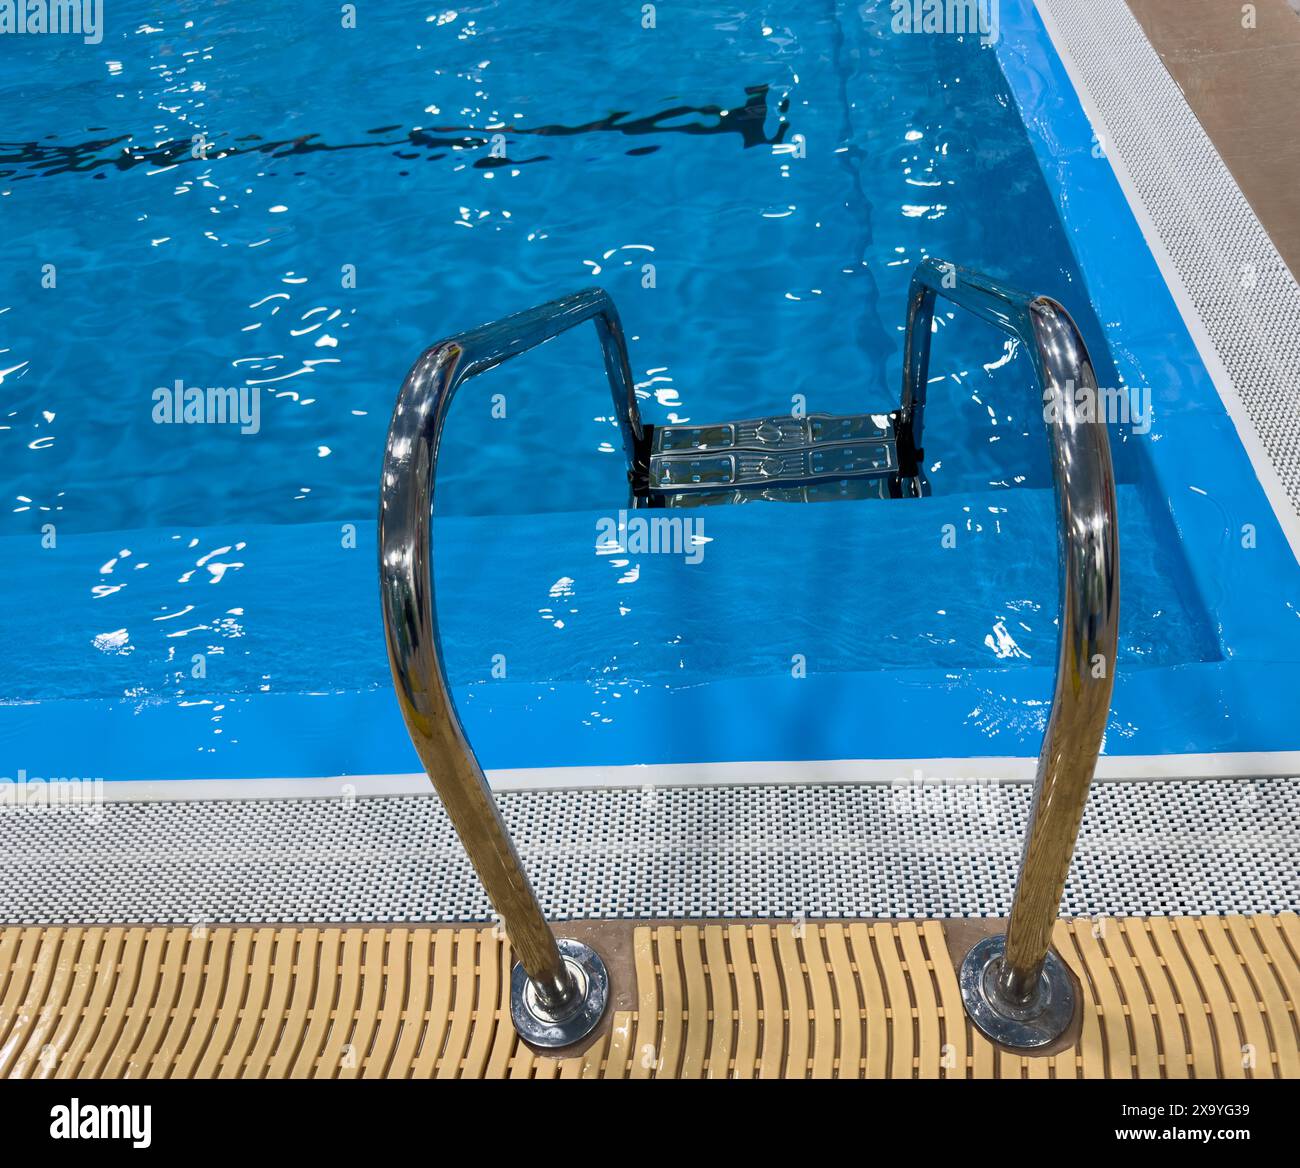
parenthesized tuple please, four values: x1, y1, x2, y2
(3, 0, 1299, 790)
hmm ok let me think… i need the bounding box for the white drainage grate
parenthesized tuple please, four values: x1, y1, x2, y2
(0, 778, 1294, 923)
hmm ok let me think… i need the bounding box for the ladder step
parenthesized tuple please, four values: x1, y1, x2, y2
(647, 411, 899, 497)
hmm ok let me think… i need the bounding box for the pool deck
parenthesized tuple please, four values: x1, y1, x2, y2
(1127, 0, 1300, 275)
(3, 916, 1295, 1078)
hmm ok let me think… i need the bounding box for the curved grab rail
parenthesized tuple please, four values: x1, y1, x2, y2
(903, 259, 1120, 1043)
(379, 267, 1117, 1049)
(379, 288, 641, 1036)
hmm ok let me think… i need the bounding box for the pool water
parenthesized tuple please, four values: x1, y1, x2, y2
(2, 1, 1291, 778)
(5, 0, 1106, 529)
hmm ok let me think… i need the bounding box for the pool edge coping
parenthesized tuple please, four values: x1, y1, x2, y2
(9, 749, 1298, 803)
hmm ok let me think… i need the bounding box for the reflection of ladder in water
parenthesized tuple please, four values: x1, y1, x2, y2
(378, 258, 1119, 1052)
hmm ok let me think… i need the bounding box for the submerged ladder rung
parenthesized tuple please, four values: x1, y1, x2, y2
(646, 411, 900, 497)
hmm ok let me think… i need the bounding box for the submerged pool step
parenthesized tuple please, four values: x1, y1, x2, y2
(645, 411, 902, 504)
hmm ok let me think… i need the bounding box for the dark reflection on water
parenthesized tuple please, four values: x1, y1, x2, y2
(0, 85, 788, 183)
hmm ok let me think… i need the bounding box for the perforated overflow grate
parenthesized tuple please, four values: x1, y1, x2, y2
(1039, 0, 1300, 518)
(1, 778, 1295, 924)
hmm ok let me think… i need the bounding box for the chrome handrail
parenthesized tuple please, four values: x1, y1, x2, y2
(379, 287, 643, 1047)
(901, 259, 1121, 1048)
(382, 268, 1116, 1051)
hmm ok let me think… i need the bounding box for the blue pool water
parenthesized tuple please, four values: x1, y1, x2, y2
(6, 0, 1100, 533)
(2, 1, 1299, 779)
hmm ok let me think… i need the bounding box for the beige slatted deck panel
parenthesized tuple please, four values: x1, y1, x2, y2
(0, 916, 1296, 1079)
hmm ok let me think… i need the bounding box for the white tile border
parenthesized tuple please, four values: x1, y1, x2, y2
(64, 749, 1300, 802)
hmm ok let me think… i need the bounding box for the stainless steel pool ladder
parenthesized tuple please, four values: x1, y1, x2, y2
(904, 259, 1120, 1048)
(378, 260, 1119, 1051)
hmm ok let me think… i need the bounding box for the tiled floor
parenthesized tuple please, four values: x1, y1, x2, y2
(1127, 0, 1300, 274)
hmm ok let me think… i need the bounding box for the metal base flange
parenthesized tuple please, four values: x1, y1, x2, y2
(959, 935, 1075, 1049)
(509, 938, 609, 1049)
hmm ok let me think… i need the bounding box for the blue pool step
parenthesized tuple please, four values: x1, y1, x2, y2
(6, 481, 1292, 779)
(1, 483, 1213, 706)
